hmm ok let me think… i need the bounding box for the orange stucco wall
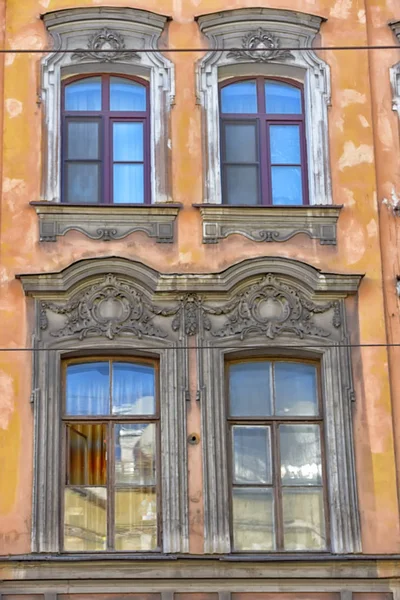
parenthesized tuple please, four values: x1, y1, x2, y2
(0, 0, 400, 563)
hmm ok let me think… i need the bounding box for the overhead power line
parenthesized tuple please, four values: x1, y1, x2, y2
(0, 44, 399, 54)
(0, 343, 399, 351)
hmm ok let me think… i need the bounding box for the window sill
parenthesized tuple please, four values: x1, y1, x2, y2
(193, 204, 343, 245)
(30, 202, 182, 243)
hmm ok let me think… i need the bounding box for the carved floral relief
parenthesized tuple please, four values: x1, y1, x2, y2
(40, 273, 341, 342)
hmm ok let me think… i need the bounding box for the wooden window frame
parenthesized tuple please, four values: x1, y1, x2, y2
(225, 357, 330, 553)
(61, 356, 162, 553)
(61, 74, 151, 205)
(219, 77, 309, 206)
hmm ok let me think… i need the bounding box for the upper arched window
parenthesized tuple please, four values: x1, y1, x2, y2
(62, 74, 150, 204)
(219, 78, 308, 206)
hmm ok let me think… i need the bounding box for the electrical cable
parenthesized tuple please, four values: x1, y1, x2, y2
(0, 45, 399, 54)
(0, 343, 398, 351)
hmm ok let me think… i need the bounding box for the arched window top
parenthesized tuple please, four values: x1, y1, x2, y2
(220, 77, 303, 116)
(63, 74, 148, 113)
(219, 77, 307, 206)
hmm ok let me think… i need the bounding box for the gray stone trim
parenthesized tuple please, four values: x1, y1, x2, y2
(390, 22, 400, 118)
(196, 8, 332, 206)
(23, 265, 190, 554)
(192, 261, 362, 554)
(18, 255, 363, 297)
(41, 7, 174, 204)
(30, 202, 181, 243)
(193, 204, 342, 245)
(18, 256, 363, 556)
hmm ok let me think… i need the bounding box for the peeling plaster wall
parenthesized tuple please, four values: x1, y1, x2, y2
(0, 0, 399, 569)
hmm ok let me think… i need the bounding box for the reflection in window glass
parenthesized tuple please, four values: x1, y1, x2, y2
(63, 359, 159, 552)
(221, 80, 257, 113)
(232, 488, 275, 551)
(66, 362, 110, 415)
(65, 77, 102, 111)
(110, 77, 146, 111)
(229, 362, 271, 416)
(282, 488, 326, 550)
(64, 487, 107, 551)
(112, 362, 155, 415)
(280, 424, 322, 485)
(265, 81, 302, 114)
(220, 77, 307, 205)
(63, 75, 149, 204)
(114, 423, 156, 485)
(233, 426, 271, 484)
(228, 360, 326, 551)
(275, 362, 318, 415)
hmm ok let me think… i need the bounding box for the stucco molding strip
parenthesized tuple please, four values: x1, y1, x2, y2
(390, 21, 400, 117)
(193, 204, 342, 245)
(30, 202, 182, 243)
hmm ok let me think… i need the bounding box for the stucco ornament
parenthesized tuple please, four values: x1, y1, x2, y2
(227, 28, 294, 62)
(72, 28, 139, 62)
(40, 274, 172, 340)
(202, 274, 340, 340)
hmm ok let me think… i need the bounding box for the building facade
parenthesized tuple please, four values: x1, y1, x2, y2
(0, 0, 400, 597)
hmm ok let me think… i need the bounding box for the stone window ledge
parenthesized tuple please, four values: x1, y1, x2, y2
(193, 204, 343, 245)
(30, 202, 182, 243)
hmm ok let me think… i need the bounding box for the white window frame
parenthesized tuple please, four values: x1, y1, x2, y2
(41, 7, 175, 204)
(196, 8, 332, 206)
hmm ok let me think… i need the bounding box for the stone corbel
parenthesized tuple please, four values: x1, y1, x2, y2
(193, 204, 342, 245)
(31, 202, 181, 243)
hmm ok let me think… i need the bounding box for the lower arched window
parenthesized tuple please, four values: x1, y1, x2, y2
(227, 359, 328, 552)
(62, 357, 160, 552)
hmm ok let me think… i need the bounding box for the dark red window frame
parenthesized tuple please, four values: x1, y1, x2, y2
(61, 73, 151, 205)
(219, 77, 309, 206)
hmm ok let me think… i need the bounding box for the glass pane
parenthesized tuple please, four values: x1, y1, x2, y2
(66, 362, 110, 415)
(232, 488, 274, 551)
(64, 487, 107, 551)
(67, 423, 107, 486)
(280, 424, 322, 485)
(112, 362, 155, 415)
(115, 487, 157, 550)
(66, 163, 100, 204)
(225, 165, 259, 205)
(110, 77, 146, 111)
(270, 125, 301, 164)
(282, 488, 326, 550)
(113, 164, 144, 204)
(232, 426, 271, 484)
(113, 122, 144, 162)
(271, 166, 303, 205)
(65, 77, 102, 111)
(115, 423, 156, 486)
(275, 362, 318, 416)
(265, 81, 302, 114)
(221, 80, 257, 113)
(229, 362, 272, 416)
(224, 122, 257, 163)
(67, 121, 99, 160)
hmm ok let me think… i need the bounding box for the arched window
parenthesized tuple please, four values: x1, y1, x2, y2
(219, 78, 308, 206)
(63, 357, 160, 552)
(62, 75, 150, 204)
(227, 358, 327, 552)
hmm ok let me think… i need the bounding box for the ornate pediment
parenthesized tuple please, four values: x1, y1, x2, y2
(40, 275, 174, 340)
(227, 29, 294, 63)
(200, 274, 340, 340)
(38, 273, 341, 342)
(71, 28, 140, 63)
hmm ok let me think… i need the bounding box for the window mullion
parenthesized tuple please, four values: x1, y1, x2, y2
(273, 421, 284, 550)
(107, 420, 114, 551)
